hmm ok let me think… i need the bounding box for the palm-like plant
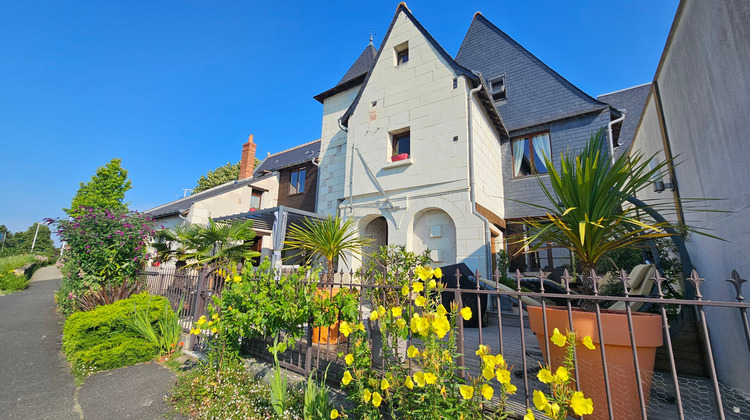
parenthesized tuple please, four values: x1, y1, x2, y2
(284, 215, 371, 280)
(152, 224, 200, 264)
(154, 219, 259, 268)
(518, 129, 678, 296)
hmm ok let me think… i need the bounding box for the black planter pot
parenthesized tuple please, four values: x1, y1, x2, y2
(437, 263, 487, 328)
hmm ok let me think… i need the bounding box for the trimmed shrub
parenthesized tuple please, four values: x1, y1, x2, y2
(0, 272, 29, 293)
(62, 293, 173, 381)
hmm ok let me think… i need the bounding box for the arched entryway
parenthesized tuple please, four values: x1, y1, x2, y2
(412, 208, 456, 266)
(361, 216, 388, 267)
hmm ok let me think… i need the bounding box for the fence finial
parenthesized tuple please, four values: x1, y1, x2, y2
(726, 269, 746, 302)
(617, 268, 629, 296)
(514, 269, 523, 292)
(653, 270, 666, 298)
(687, 269, 705, 299)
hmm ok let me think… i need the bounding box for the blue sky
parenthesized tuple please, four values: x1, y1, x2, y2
(0, 0, 679, 235)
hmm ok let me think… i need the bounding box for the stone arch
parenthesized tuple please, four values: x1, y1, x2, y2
(411, 208, 457, 266)
(359, 214, 389, 267)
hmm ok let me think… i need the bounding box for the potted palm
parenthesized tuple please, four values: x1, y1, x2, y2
(285, 215, 371, 344)
(516, 129, 686, 420)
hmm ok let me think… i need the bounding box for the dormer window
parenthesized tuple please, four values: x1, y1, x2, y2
(490, 76, 506, 102)
(394, 41, 409, 66)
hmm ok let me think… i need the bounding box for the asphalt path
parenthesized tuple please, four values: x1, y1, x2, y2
(0, 266, 184, 419)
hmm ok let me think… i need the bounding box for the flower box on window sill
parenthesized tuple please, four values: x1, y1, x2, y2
(391, 153, 409, 162)
(249, 207, 257, 212)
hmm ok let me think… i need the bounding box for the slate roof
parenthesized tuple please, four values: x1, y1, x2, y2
(456, 13, 610, 132)
(339, 4, 508, 140)
(253, 139, 321, 174)
(144, 173, 272, 219)
(314, 44, 377, 104)
(598, 83, 652, 158)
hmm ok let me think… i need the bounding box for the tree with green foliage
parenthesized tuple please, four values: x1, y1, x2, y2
(65, 158, 132, 217)
(13, 223, 55, 255)
(192, 158, 261, 195)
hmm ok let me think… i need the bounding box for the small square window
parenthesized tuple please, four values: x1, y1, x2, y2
(391, 130, 410, 161)
(394, 41, 409, 66)
(490, 76, 506, 102)
(289, 168, 306, 194)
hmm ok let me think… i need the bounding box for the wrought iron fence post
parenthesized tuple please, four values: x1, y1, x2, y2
(187, 264, 209, 350)
(454, 268, 465, 379)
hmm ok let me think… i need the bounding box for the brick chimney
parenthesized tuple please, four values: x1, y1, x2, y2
(239, 135, 257, 180)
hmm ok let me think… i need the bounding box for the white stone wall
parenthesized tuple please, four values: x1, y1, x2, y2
(317, 87, 361, 217)
(470, 99, 505, 219)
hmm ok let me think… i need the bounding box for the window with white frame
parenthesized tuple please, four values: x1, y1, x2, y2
(511, 132, 551, 177)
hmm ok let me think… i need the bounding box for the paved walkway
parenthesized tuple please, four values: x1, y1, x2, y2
(0, 266, 184, 419)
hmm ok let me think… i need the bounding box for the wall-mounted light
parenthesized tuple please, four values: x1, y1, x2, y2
(649, 158, 675, 193)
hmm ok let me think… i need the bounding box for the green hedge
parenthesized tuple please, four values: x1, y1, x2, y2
(62, 293, 173, 381)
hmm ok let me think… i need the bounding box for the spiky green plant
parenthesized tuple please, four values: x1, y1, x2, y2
(284, 215, 371, 277)
(517, 129, 684, 296)
(158, 219, 259, 268)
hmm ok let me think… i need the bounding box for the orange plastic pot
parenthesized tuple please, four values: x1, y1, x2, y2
(312, 287, 341, 344)
(527, 306, 663, 420)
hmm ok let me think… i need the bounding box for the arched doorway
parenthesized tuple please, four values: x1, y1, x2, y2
(412, 209, 456, 266)
(361, 216, 388, 267)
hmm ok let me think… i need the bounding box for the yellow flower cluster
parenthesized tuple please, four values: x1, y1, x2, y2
(339, 321, 365, 337)
(534, 390, 592, 417)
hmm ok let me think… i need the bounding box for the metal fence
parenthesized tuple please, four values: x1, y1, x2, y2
(141, 265, 750, 420)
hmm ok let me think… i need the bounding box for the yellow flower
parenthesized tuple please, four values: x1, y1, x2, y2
(424, 372, 437, 385)
(208, 320, 213, 326)
(496, 368, 511, 385)
(363, 388, 371, 402)
(506, 383, 517, 394)
(433, 267, 442, 279)
(340, 322, 353, 337)
(523, 409, 535, 420)
(415, 294, 426, 307)
(482, 366, 495, 381)
(342, 370, 353, 386)
(570, 391, 594, 415)
(440, 385, 447, 397)
(582, 335, 596, 350)
(380, 378, 389, 391)
(345, 354, 354, 365)
(476, 344, 490, 356)
(481, 384, 494, 400)
(533, 390, 549, 411)
(404, 376, 414, 389)
(330, 409, 340, 419)
(402, 285, 410, 296)
(416, 266, 433, 281)
(212, 313, 219, 320)
(551, 328, 567, 347)
(378, 305, 387, 316)
(555, 366, 569, 382)
(443, 350, 451, 361)
(427, 279, 437, 289)
(482, 355, 497, 368)
(368, 379, 377, 387)
(233, 275, 241, 283)
(494, 354, 505, 367)
(459, 385, 474, 400)
(211, 327, 218, 334)
(407, 345, 419, 358)
(433, 316, 450, 338)
(356, 323, 365, 332)
(460, 306, 472, 321)
(190, 328, 199, 335)
(391, 307, 402, 317)
(370, 311, 379, 321)
(196, 315, 207, 326)
(537, 368, 554, 384)
(413, 372, 426, 387)
(546, 403, 561, 417)
(372, 391, 382, 407)
(412, 282, 424, 293)
(396, 318, 406, 329)
(436, 304, 447, 317)
(228, 305, 233, 311)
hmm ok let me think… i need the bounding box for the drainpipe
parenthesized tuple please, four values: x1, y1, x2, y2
(464, 76, 493, 279)
(607, 108, 626, 164)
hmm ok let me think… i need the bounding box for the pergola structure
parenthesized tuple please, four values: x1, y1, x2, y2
(214, 205, 323, 269)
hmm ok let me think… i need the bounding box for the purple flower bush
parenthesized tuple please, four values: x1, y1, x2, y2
(46, 207, 155, 314)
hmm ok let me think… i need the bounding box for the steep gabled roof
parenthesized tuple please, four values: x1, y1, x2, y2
(144, 173, 272, 219)
(314, 44, 377, 104)
(253, 139, 321, 174)
(456, 13, 609, 132)
(598, 83, 652, 157)
(339, 3, 508, 140)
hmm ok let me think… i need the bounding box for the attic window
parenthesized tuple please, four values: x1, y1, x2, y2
(390, 129, 410, 161)
(394, 41, 409, 66)
(490, 76, 506, 102)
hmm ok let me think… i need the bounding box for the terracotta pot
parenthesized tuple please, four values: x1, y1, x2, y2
(527, 306, 663, 420)
(312, 287, 342, 344)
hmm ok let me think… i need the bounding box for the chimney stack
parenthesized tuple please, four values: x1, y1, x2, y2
(239, 135, 257, 180)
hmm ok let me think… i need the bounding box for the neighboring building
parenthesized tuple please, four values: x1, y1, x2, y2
(597, 83, 651, 160)
(253, 139, 320, 213)
(628, 0, 750, 392)
(314, 4, 624, 278)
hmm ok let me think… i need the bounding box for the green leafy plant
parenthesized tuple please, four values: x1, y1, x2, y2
(64, 158, 132, 217)
(358, 245, 432, 307)
(270, 341, 289, 416)
(515, 129, 702, 301)
(285, 215, 372, 280)
(303, 365, 333, 420)
(154, 219, 259, 268)
(126, 298, 184, 355)
(62, 293, 171, 382)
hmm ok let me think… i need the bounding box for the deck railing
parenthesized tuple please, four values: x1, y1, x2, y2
(140, 264, 750, 419)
